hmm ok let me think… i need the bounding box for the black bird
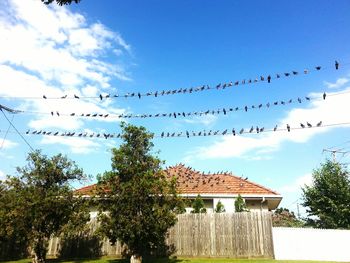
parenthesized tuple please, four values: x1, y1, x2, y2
(249, 126, 254, 133)
(276, 74, 280, 78)
(266, 102, 270, 108)
(51, 111, 54, 116)
(216, 83, 221, 89)
(317, 121, 322, 127)
(138, 92, 141, 99)
(284, 73, 290, 77)
(99, 94, 103, 100)
(234, 81, 239, 85)
(223, 108, 226, 115)
(186, 131, 190, 138)
(26, 130, 30, 134)
(323, 92, 326, 100)
(70, 113, 75, 116)
(244, 106, 248, 112)
(300, 123, 305, 128)
(315, 66, 321, 70)
(256, 126, 260, 133)
(292, 71, 298, 75)
(239, 128, 244, 134)
(260, 127, 264, 132)
(56, 111, 60, 116)
(105, 94, 110, 98)
(335, 60, 339, 70)
(267, 75, 271, 83)
(61, 95, 67, 99)
(74, 94, 80, 99)
(287, 124, 290, 132)
(161, 132, 164, 138)
(43, 95, 47, 99)
(232, 128, 236, 136)
(274, 125, 278, 131)
(298, 97, 302, 103)
(235, 107, 239, 111)
(274, 101, 278, 105)
(288, 99, 293, 103)
(54, 132, 59, 136)
(307, 122, 312, 128)
(258, 104, 263, 108)
(222, 129, 227, 135)
(304, 69, 309, 74)
(154, 91, 158, 97)
(305, 96, 310, 100)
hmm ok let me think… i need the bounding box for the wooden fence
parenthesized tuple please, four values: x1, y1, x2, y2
(47, 212, 274, 258)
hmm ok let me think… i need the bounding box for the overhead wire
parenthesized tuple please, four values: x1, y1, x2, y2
(0, 60, 346, 101)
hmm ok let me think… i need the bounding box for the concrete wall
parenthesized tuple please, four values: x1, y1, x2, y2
(273, 227, 350, 262)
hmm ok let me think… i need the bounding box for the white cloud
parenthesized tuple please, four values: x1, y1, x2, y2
(183, 115, 218, 126)
(0, 138, 18, 149)
(324, 78, 349, 89)
(0, 170, 6, 181)
(0, 0, 131, 151)
(185, 86, 350, 160)
(40, 136, 100, 154)
(279, 173, 313, 194)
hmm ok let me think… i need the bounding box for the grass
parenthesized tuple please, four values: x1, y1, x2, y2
(1, 258, 346, 263)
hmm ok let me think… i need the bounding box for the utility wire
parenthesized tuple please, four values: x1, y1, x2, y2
(0, 114, 14, 150)
(0, 60, 347, 101)
(0, 107, 35, 152)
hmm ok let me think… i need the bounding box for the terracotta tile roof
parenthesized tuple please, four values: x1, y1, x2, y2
(165, 163, 279, 195)
(75, 163, 279, 196)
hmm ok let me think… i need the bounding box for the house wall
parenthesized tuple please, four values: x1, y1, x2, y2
(213, 197, 235, 212)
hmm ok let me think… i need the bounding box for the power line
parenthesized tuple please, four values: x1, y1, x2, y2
(0, 114, 14, 150)
(0, 106, 35, 152)
(11, 90, 338, 120)
(0, 60, 347, 101)
(1, 120, 346, 140)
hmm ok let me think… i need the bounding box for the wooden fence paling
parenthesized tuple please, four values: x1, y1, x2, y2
(46, 212, 273, 258)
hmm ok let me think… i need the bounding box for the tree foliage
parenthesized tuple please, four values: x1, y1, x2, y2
(0, 151, 89, 263)
(214, 200, 226, 213)
(272, 207, 304, 227)
(234, 194, 249, 212)
(97, 123, 182, 262)
(191, 195, 207, 213)
(302, 160, 350, 229)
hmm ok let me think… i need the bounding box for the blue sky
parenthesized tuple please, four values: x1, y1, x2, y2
(1, 0, 350, 216)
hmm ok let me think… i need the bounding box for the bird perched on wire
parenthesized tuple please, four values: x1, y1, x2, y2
(232, 128, 236, 136)
(274, 125, 278, 131)
(239, 128, 244, 134)
(335, 60, 339, 70)
(323, 92, 326, 100)
(300, 123, 305, 128)
(317, 121, 322, 127)
(307, 122, 312, 127)
(315, 66, 321, 70)
(61, 95, 67, 99)
(267, 75, 271, 83)
(43, 95, 47, 99)
(287, 124, 290, 132)
(99, 94, 103, 100)
(74, 94, 80, 99)
(249, 126, 254, 133)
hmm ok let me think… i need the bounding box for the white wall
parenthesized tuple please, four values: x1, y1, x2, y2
(213, 197, 235, 213)
(273, 227, 350, 262)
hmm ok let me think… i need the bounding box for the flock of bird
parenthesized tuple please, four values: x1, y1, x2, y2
(165, 164, 237, 190)
(22, 120, 323, 140)
(35, 61, 339, 101)
(38, 93, 327, 120)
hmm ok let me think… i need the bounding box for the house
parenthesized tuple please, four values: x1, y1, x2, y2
(75, 163, 282, 214)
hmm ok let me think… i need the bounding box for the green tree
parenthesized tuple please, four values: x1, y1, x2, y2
(214, 200, 226, 213)
(234, 194, 248, 212)
(272, 207, 304, 227)
(191, 195, 207, 213)
(97, 123, 182, 263)
(302, 160, 350, 229)
(0, 151, 89, 263)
